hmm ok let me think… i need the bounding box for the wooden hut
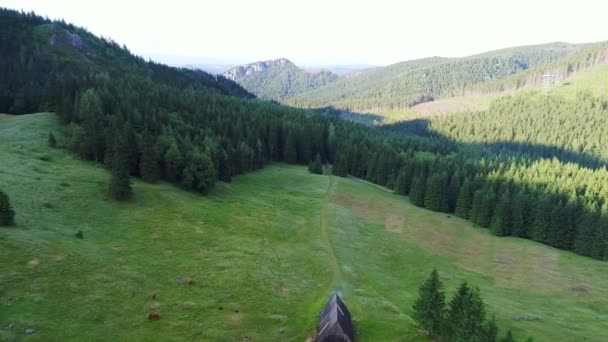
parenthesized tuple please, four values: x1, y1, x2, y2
(317, 294, 354, 342)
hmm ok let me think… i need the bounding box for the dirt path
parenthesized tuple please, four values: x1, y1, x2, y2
(319, 175, 344, 289)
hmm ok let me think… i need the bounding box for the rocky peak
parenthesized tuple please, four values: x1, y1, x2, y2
(223, 58, 296, 81)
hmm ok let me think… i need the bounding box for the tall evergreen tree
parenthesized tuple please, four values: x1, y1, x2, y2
(471, 187, 496, 228)
(454, 178, 473, 218)
(412, 269, 446, 337)
(424, 172, 449, 212)
(491, 190, 512, 236)
(0, 190, 15, 226)
(108, 131, 132, 201)
(409, 174, 427, 207)
(308, 153, 323, 174)
(394, 169, 409, 195)
(530, 196, 552, 243)
(447, 171, 461, 212)
(217, 149, 232, 182)
(283, 131, 298, 164)
(139, 131, 160, 183)
(510, 191, 528, 238)
(444, 283, 486, 341)
(591, 204, 608, 260)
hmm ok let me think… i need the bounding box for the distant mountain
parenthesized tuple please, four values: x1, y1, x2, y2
(286, 42, 597, 112)
(223, 58, 339, 101)
(302, 64, 376, 76)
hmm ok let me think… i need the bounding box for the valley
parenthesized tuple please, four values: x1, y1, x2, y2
(1, 113, 607, 341)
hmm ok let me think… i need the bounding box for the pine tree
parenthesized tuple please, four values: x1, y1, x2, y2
(283, 131, 298, 164)
(424, 172, 449, 212)
(444, 283, 486, 341)
(0, 190, 15, 226)
(139, 131, 160, 183)
(332, 152, 348, 177)
(412, 269, 446, 337)
(447, 172, 461, 212)
(574, 210, 596, 257)
(591, 204, 608, 260)
(491, 190, 511, 236)
(530, 196, 552, 243)
(164, 142, 183, 182)
(108, 132, 132, 201)
(217, 149, 232, 182)
(471, 187, 495, 228)
(454, 178, 473, 218)
(510, 191, 528, 238)
(308, 153, 323, 174)
(394, 169, 409, 195)
(48, 132, 57, 148)
(409, 174, 427, 207)
(547, 202, 572, 249)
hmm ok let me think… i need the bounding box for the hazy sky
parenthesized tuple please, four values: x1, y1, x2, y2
(4, 0, 608, 66)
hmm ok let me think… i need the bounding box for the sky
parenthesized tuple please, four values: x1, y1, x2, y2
(3, 0, 608, 66)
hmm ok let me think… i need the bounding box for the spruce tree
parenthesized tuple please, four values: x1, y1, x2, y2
(108, 132, 132, 201)
(332, 153, 348, 177)
(308, 153, 323, 174)
(283, 131, 298, 164)
(139, 131, 160, 183)
(447, 172, 461, 212)
(454, 178, 473, 218)
(547, 202, 572, 249)
(412, 269, 446, 337)
(217, 149, 232, 182)
(591, 204, 608, 260)
(424, 173, 449, 212)
(409, 174, 427, 207)
(444, 283, 486, 341)
(491, 190, 511, 236)
(574, 210, 597, 257)
(530, 197, 552, 243)
(0, 190, 15, 226)
(394, 169, 409, 195)
(510, 192, 528, 238)
(48, 132, 57, 148)
(471, 187, 495, 228)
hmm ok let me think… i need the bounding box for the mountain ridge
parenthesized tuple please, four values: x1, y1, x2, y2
(222, 58, 339, 100)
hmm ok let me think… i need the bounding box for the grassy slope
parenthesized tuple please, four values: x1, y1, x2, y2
(552, 64, 608, 98)
(1, 113, 607, 341)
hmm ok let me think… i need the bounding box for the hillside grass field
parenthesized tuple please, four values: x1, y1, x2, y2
(1, 113, 607, 341)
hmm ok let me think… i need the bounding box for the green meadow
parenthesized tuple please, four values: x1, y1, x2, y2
(1, 113, 607, 341)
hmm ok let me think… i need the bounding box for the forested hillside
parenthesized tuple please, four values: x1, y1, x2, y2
(377, 92, 608, 259)
(286, 43, 592, 112)
(223, 58, 338, 101)
(466, 43, 608, 95)
(2, 8, 607, 261)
